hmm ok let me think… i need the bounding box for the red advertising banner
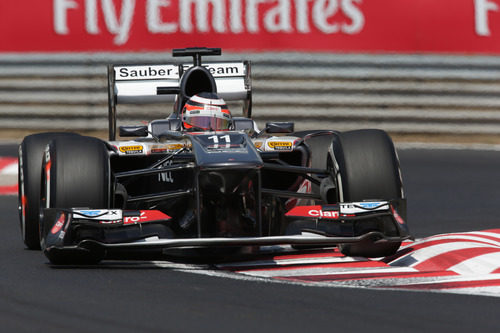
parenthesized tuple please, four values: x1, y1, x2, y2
(1, 0, 500, 53)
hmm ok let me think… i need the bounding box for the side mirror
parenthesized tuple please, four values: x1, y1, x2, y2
(264, 122, 294, 134)
(119, 126, 148, 137)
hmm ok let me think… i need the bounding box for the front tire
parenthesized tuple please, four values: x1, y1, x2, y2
(42, 136, 111, 211)
(329, 129, 405, 257)
(41, 135, 111, 264)
(18, 132, 80, 250)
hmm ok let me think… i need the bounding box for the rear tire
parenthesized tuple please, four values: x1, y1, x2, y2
(41, 136, 111, 264)
(18, 132, 80, 250)
(328, 129, 404, 257)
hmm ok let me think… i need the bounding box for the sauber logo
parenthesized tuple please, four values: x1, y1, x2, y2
(115, 63, 245, 80)
(117, 65, 176, 79)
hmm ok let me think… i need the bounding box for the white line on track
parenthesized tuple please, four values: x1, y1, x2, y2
(237, 266, 418, 278)
(216, 255, 364, 269)
(396, 142, 500, 151)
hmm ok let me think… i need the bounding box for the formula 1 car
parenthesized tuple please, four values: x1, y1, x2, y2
(18, 47, 410, 265)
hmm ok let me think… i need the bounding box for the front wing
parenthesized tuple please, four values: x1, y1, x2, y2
(41, 200, 410, 262)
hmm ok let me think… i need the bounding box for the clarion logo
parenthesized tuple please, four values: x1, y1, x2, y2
(53, 0, 365, 45)
(308, 209, 339, 219)
(285, 205, 339, 219)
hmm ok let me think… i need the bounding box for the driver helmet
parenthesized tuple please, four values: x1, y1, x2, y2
(182, 92, 232, 131)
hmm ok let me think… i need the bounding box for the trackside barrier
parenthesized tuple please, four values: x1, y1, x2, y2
(1, 52, 500, 136)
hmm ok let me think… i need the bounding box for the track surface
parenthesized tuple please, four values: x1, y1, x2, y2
(1, 145, 500, 332)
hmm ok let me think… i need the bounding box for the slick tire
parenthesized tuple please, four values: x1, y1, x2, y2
(328, 129, 404, 258)
(41, 135, 111, 264)
(18, 132, 80, 250)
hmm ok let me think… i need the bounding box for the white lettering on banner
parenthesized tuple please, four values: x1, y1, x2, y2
(54, 0, 79, 34)
(230, 0, 244, 33)
(53, 0, 365, 44)
(295, 0, 311, 33)
(264, 0, 292, 33)
(475, 0, 499, 36)
(180, 0, 227, 33)
(341, 0, 364, 34)
(147, 0, 177, 33)
(312, 0, 364, 34)
(100, 0, 136, 44)
(54, 0, 136, 44)
(86, 0, 99, 34)
(246, 0, 267, 33)
(313, 0, 339, 33)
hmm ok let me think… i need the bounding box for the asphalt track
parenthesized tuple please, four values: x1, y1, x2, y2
(1, 144, 499, 332)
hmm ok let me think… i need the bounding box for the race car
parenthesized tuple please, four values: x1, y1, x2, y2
(18, 47, 410, 264)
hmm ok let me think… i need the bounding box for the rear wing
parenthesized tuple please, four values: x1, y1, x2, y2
(107, 61, 252, 140)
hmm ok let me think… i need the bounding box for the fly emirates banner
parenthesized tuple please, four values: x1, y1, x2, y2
(1, 0, 500, 53)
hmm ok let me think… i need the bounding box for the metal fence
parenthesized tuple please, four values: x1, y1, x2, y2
(1, 52, 500, 137)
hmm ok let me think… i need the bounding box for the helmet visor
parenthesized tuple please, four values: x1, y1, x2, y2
(185, 116, 231, 131)
(183, 105, 231, 130)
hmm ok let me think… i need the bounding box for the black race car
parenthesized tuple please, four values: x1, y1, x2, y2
(18, 47, 410, 264)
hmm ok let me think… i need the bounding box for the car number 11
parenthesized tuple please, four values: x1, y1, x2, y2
(208, 135, 231, 148)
